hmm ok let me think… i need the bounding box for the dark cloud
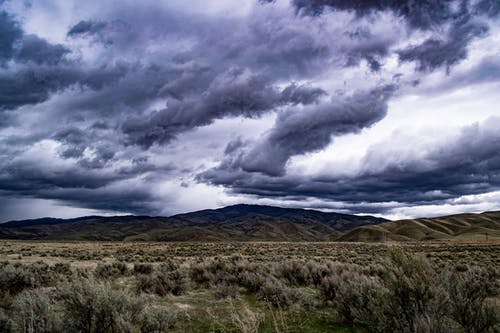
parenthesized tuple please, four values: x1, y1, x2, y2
(398, 17, 488, 72)
(221, 85, 395, 176)
(0, 67, 81, 110)
(0, 1, 499, 218)
(292, 0, 498, 29)
(0, 144, 175, 214)
(0, 10, 22, 63)
(67, 20, 107, 37)
(122, 72, 327, 149)
(1, 10, 69, 66)
(200, 118, 500, 212)
(16, 35, 69, 65)
(279, 84, 326, 105)
(293, 0, 500, 72)
(343, 27, 391, 71)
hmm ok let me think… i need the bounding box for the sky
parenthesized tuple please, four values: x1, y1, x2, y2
(0, 0, 500, 222)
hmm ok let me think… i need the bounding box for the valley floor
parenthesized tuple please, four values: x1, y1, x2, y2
(0, 240, 499, 332)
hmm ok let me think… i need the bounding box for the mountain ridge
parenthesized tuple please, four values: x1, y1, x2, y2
(1, 204, 499, 242)
(0, 204, 385, 241)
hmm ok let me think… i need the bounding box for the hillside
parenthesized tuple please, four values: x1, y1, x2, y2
(0, 204, 385, 241)
(2, 205, 499, 242)
(340, 211, 500, 242)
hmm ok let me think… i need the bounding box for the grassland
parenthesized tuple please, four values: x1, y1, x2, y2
(0, 240, 499, 332)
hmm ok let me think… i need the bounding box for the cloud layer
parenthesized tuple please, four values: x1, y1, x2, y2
(0, 0, 499, 221)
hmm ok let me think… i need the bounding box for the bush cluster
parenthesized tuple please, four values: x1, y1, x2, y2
(1, 250, 498, 333)
(136, 261, 189, 296)
(1, 276, 177, 333)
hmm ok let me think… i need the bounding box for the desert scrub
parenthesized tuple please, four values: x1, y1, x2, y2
(140, 306, 178, 332)
(58, 276, 152, 333)
(133, 263, 153, 275)
(258, 277, 313, 309)
(447, 266, 499, 333)
(273, 259, 310, 286)
(95, 261, 129, 279)
(189, 262, 213, 288)
(2, 277, 179, 333)
(136, 262, 188, 296)
(52, 262, 71, 276)
(330, 271, 388, 329)
(229, 304, 262, 333)
(0, 264, 36, 296)
(380, 250, 443, 332)
(9, 289, 63, 333)
(213, 282, 239, 300)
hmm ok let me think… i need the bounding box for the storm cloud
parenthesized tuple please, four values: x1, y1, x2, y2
(231, 85, 395, 176)
(201, 117, 500, 211)
(0, 0, 499, 221)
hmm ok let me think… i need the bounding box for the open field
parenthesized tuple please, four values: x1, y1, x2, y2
(1, 240, 499, 332)
(1, 240, 499, 268)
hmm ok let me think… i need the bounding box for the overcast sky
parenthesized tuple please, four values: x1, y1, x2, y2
(0, 0, 499, 222)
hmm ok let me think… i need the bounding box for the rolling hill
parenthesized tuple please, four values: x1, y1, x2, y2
(0, 204, 386, 241)
(339, 211, 500, 242)
(1, 205, 499, 242)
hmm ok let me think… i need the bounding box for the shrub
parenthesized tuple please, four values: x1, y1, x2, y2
(258, 277, 312, 308)
(239, 270, 268, 293)
(189, 263, 212, 288)
(318, 275, 337, 305)
(382, 250, 440, 332)
(274, 260, 310, 286)
(59, 276, 145, 333)
(95, 261, 129, 279)
(140, 306, 177, 333)
(332, 272, 388, 329)
(305, 260, 330, 286)
(137, 263, 188, 296)
(230, 305, 262, 333)
(0, 307, 12, 333)
(447, 266, 499, 333)
(213, 282, 239, 300)
(0, 265, 35, 296)
(52, 263, 71, 276)
(10, 289, 63, 333)
(133, 263, 153, 275)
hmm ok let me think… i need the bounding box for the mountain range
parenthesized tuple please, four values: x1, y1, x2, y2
(0, 204, 498, 242)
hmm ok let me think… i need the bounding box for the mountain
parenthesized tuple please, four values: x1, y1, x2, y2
(2, 205, 499, 242)
(339, 211, 500, 242)
(0, 204, 386, 241)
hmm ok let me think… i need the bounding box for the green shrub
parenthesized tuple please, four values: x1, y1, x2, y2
(0, 307, 12, 333)
(239, 270, 268, 293)
(258, 277, 312, 308)
(274, 260, 309, 286)
(136, 263, 188, 296)
(95, 261, 129, 279)
(10, 289, 63, 333)
(140, 306, 177, 333)
(213, 282, 239, 300)
(133, 263, 153, 275)
(332, 272, 387, 329)
(448, 266, 499, 333)
(189, 263, 212, 288)
(382, 250, 440, 332)
(52, 263, 71, 276)
(0, 265, 35, 296)
(58, 277, 145, 333)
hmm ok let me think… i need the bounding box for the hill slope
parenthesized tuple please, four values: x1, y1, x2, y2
(0, 204, 386, 241)
(3, 205, 499, 242)
(339, 211, 500, 242)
